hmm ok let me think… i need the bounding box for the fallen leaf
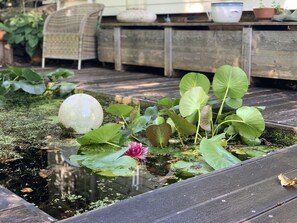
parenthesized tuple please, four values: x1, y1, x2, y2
(278, 174, 297, 187)
(21, 187, 33, 193)
(39, 169, 50, 178)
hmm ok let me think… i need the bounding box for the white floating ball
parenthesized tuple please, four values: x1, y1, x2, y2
(58, 94, 103, 134)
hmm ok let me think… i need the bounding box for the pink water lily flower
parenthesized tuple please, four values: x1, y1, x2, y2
(125, 142, 148, 161)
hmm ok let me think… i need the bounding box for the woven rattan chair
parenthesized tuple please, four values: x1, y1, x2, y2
(42, 3, 104, 70)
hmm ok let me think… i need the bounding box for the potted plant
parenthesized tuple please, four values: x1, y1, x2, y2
(0, 11, 47, 61)
(253, 0, 281, 21)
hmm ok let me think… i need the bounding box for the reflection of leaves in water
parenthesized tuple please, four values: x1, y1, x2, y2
(70, 146, 138, 177)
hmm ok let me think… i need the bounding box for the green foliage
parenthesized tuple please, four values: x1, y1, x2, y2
(200, 137, 241, 170)
(77, 123, 123, 147)
(70, 146, 138, 177)
(145, 123, 172, 147)
(75, 64, 267, 176)
(170, 160, 213, 177)
(0, 66, 76, 105)
(0, 11, 46, 58)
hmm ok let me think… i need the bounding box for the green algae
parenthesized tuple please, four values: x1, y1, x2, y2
(0, 93, 65, 162)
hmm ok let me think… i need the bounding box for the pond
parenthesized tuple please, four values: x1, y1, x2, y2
(0, 63, 296, 219)
(0, 95, 179, 220)
(0, 143, 176, 220)
(0, 91, 296, 220)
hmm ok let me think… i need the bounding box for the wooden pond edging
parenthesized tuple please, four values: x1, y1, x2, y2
(0, 186, 56, 223)
(58, 144, 297, 223)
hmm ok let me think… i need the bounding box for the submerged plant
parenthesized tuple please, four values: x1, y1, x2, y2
(71, 65, 267, 177)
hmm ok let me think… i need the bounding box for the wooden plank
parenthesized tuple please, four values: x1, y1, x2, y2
(172, 30, 242, 73)
(164, 27, 173, 77)
(0, 205, 55, 223)
(59, 145, 297, 223)
(120, 29, 164, 68)
(0, 186, 55, 223)
(96, 29, 114, 63)
(249, 197, 297, 223)
(114, 27, 122, 71)
(251, 31, 297, 80)
(241, 27, 252, 83)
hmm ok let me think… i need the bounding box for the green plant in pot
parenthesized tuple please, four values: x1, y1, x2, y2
(0, 11, 47, 60)
(253, 0, 281, 21)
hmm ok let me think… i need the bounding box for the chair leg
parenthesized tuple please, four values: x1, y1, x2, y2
(78, 60, 81, 70)
(42, 58, 45, 68)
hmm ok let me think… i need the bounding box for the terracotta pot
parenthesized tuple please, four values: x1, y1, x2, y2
(253, 8, 276, 20)
(0, 31, 6, 40)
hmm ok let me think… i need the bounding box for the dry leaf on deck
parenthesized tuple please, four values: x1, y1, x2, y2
(20, 187, 33, 193)
(278, 174, 297, 187)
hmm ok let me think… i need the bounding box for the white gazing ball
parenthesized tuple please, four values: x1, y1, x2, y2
(58, 94, 104, 134)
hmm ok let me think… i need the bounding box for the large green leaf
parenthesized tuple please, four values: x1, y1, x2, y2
(200, 137, 241, 170)
(106, 104, 134, 117)
(179, 72, 210, 96)
(146, 123, 172, 147)
(170, 160, 213, 177)
(157, 98, 179, 107)
(77, 123, 122, 145)
(179, 86, 209, 118)
(232, 106, 265, 139)
(130, 116, 151, 134)
(58, 81, 77, 96)
(212, 65, 248, 99)
(167, 110, 196, 135)
(70, 148, 138, 177)
(226, 98, 243, 109)
(21, 68, 42, 81)
(18, 80, 46, 94)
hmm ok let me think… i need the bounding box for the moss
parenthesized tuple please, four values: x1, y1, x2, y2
(262, 127, 297, 147)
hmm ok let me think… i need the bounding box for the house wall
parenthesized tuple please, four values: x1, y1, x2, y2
(61, 0, 297, 16)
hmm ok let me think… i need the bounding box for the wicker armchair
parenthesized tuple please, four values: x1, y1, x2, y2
(42, 3, 104, 70)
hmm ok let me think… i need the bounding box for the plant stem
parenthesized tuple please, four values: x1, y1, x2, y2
(194, 109, 202, 144)
(213, 119, 244, 136)
(215, 88, 229, 125)
(105, 141, 121, 148)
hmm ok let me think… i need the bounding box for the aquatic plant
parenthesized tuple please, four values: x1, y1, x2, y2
(71, 65, 267, 176)
(125, 142, 148, 161)
(0, 66, 76, 106)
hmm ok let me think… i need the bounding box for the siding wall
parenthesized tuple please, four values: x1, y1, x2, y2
(62, 0, 297, 16)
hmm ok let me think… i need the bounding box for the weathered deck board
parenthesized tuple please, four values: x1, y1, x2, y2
(59, 145, 297, 223)
(0, 187, 55, 223)
(70, 67, 297, 128)
(249, 198, 297, 222)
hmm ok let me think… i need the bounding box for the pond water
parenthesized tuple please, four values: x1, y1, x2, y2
(1, 95, 295, 221)
(0, 142, 176, 220)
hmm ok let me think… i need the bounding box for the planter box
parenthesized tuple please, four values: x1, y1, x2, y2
(96, 22, 297, 81)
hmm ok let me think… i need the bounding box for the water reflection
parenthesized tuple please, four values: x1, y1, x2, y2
(0, 140, 175, 220)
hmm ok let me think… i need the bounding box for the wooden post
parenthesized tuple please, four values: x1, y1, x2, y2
(164, 27, 173, 77)
(114, 27, 123, 71)
(241, 27, 252, 84)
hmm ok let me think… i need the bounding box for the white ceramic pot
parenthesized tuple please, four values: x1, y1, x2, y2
(210, 1, 243, 23)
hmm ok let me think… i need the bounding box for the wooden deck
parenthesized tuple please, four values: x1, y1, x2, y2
(1, 66, 297, 223)
(70, 67, 297, 128)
